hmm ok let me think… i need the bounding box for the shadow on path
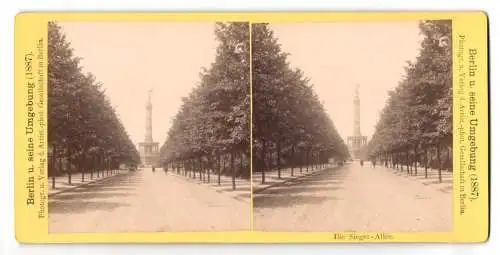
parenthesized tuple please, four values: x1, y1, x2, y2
(253, 167, 348, 209)
(217, 186, 251, 192)
(49, 200, 130, 214)
(53, 192, 136, 201)
(265, 185, 344, 194)
(253, 194, 337, 209)
(49, 172, 142, 215)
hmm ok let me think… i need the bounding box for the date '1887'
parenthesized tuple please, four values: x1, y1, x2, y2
(470, 173, 479, 201)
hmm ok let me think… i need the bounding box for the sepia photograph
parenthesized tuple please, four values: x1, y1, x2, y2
(251, 21, 453, 232)
(47, 21, 251, 233)
(45, 18, 453, 234)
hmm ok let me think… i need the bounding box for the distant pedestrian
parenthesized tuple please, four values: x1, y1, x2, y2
(371, 158, 376, 168)
(360, 160, 364, 167)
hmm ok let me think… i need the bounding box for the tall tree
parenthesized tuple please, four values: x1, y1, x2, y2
(159, 22, 251, 186)
(48, 22, 140, 185)
(366, 20, 452, 180)
(252, 23, 349, 183)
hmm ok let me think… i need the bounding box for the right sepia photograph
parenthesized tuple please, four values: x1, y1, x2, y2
(251, 20, 453, 232)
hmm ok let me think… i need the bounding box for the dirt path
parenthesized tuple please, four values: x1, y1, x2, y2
(253, 163, 452, 232)
(49, 168, 250, 233)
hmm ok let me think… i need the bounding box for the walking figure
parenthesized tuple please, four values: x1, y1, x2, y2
(360, 159, 364, 167)
(371, 158, 376, 168)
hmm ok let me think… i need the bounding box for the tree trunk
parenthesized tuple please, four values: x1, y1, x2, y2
(80, 154, 85, 182)
(180, 160, 184, 176)
(384, 152, 388, 167)
(446, 145, 451, 171)
(218, 154, 222, 185)
(179, 160, 182, 176)
(401, 152, 404, 171)
(414, 146, 418, 176)
(208, 156, 211, 183)
(90, 155, 94, 179)
(311, 151, 315, 170)
(231, 152, 236, 190)
(319, 152, 322, 169)
(103, 155, 107, 174)
(397, 152, 400, 169)
(299, 150, 303, 173)
(322, 152, 325, 169)
(203, 157, 207, 182)
(67, 154, 72, 185)
(406, 150, 410, 175)
(51, 145, 56, 188)
(104, 155, 108, 175)
(198, 157, 202, 181)
(395, 153, 398, 170)
(184, 160, 187, 178)
(277, 141, 281, 179)
(192, 159, 196, 179)
(99, 154, 106, 177)
(397, 153, 401, 171)
(58, 155, 63, 181)
(185, 160, 188, 178)
(261, 140, 266, 184)
(315, 151, 318, 170)
(386, 152, 389, 167)
(203, 157, 206, 182)
(394, 153, 396, 169)
(424, 147, 428, 178)
(312, 151, 318, 170)
(96, 156, 101, 179)
(240, 152, 244, 179)
(318, 151, 321, 169)
(100, 157, 105, 177)
(291, 144, 295, 177)
(396, 152, 399, 170)
(189, 160, 193, 178)
(312, 150, 315, 170)
(390, 153, 394, 169)
(103, 155, 107, 176)
(93, 155, 100, 178)
(312, 151, 315, 170)
(306, 151, 309, 172)
(181, 160, 184, 176)
(437, 143, 442, 183)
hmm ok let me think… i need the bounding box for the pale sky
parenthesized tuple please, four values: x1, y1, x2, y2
(60, 22, 218, 147)
(270, 22, 423, 141)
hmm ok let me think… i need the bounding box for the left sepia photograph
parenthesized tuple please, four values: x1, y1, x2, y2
(47, 21, 251, 233)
